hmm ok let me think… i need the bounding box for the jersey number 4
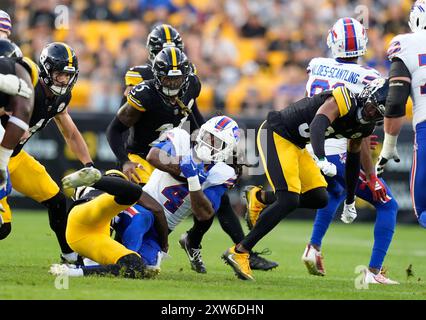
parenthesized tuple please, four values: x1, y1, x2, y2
(162, 184, 189, 214)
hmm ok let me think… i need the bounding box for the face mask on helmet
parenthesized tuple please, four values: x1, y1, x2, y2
(357, 78, 388, 124)
(194, 116, 240, 163)
(49, 69, 78, 96)
(159, 71, 186, 97)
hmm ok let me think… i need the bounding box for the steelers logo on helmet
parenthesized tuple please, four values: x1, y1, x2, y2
(38, 42, 79, 96)
(153, 47, 190, 98)
(0, 39, 22, 58)
(194, 116, 240, 163)
(357, 77, 389, 124)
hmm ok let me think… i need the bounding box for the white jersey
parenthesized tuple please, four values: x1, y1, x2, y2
(143, 128, 236, 231)
(388, 31, 426, 128)
(306, 57, 381, 155)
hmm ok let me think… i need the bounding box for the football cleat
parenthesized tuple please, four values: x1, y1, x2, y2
(249, 249, 279, 271)
(243, 185, 266, 230)
(62, 167, 101, 189)
(222, 246, 254, 281)
(179, 232, 207, 274)
(362, 268, 399, 285)
(49, 263, 83, 277)
(302, 244, 326, 276)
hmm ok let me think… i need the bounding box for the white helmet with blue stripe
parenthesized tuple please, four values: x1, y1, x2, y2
(409, 1, 426, 32)
(327, 17, 368, 58)
(194, 116, 240, 163)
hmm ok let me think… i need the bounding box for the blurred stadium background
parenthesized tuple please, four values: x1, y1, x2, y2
(1, 0, 418, 222)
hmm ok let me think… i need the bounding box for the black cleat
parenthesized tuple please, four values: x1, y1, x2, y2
(179, 233, 207, 274)
(249, 249, 279, 271)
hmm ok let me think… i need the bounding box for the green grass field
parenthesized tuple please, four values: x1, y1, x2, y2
(1, 210, 426, 300)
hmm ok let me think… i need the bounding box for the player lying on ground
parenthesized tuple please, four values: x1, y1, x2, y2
(49, 168, 168, 279)
(222, 77, 389, 280)
(245, 17, 399, 285)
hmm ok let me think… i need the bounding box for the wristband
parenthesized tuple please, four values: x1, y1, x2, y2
(382, 133, 398, 155)
(0, 145, 13, 168)
(187, 175, 201, 192)
(8, 116, 29, 131)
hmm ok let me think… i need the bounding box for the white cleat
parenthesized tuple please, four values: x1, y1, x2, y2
(363, 268, 399, 285)
(49, 263, 83, 277)
(62, 167, 101, 189)
(145, 251, 170, 278)
(301, 244, 326, 276)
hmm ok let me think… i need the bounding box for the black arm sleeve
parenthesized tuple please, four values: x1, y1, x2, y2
(309, 114, 331, 159)
(106, 116, 130, 165)
(345, 151, 361, 204)
(385, 58, 411, 118)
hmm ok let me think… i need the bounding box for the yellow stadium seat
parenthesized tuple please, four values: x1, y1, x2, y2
(197, 84, 214, 114)
(267, 51, 288, 71)
(69, 79, 92, 109)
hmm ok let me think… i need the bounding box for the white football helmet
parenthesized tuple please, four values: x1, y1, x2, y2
(194, 116, 240, 163)
(327, 17, 368, 58)
(409, 1, 426, 32)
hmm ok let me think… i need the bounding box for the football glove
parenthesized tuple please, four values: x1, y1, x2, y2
(0, 73, 32, 99)
(341, 200, 357, 224)
(365, 174, 389, 203)
(179, 154, 200, 178)
(315, 157, 337, 177)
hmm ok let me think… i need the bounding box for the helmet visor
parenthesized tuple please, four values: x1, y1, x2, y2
(361, 100, 385, 122)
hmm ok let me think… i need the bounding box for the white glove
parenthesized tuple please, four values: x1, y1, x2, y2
(341, 200, 357, 224)
(376, 133, 400, 176)
(0, 73, 32, 99)
(315, 157, 337, 177)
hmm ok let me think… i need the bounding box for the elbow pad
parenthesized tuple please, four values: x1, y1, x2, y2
(385, 58, 411, 118)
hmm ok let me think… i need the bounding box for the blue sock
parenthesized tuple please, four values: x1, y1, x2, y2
(369, 199, 398, 269)
(310, 191, 345, 248)
(122, 212, 154, 252)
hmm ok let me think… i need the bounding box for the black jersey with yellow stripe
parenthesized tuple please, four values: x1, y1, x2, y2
(1, 81, 71, 156)
(125, 73, 202, 156)
(267, 86, 375, 148)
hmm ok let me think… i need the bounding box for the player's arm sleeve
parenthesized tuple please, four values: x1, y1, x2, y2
(203, 184, 227, 213)
(385, 58, 411, 118)
(106, 116, 131, 164)
(152, 140, 176, 156)
(309, 114, 331, 159)
(331, 86, 353, 117)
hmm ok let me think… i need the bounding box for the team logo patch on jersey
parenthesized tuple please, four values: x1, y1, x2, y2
(57, 102, 66, 113)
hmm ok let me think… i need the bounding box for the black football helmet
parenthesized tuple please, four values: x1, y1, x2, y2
(153, 47, 191, 98)
(0, 39, 22, 58)
(357, 78, 389, 123)
(147, 24, 184, 62)
(38, 42, 79, 96)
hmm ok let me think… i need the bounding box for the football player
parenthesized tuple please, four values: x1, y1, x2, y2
(244, 18, 399, 284)
(222, 77, 389, 280)
(49, 167, 166, 279)
(0, 42, 94, 265)
(377, 1, 426, 230)
(112, 25, 278, 272)
(118, 116, 240, 273)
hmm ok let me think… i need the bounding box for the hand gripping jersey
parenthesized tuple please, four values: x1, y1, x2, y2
(267, 87, 376, 148)
(306, 57, 381, 155)
(388, 31, 426, 128)
(142, 128, 237, 231)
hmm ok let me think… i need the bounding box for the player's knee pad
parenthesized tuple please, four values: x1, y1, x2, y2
(43, 192, 68, 232)
(0, 222, 11, 240)
(117, 253, 146, 279)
